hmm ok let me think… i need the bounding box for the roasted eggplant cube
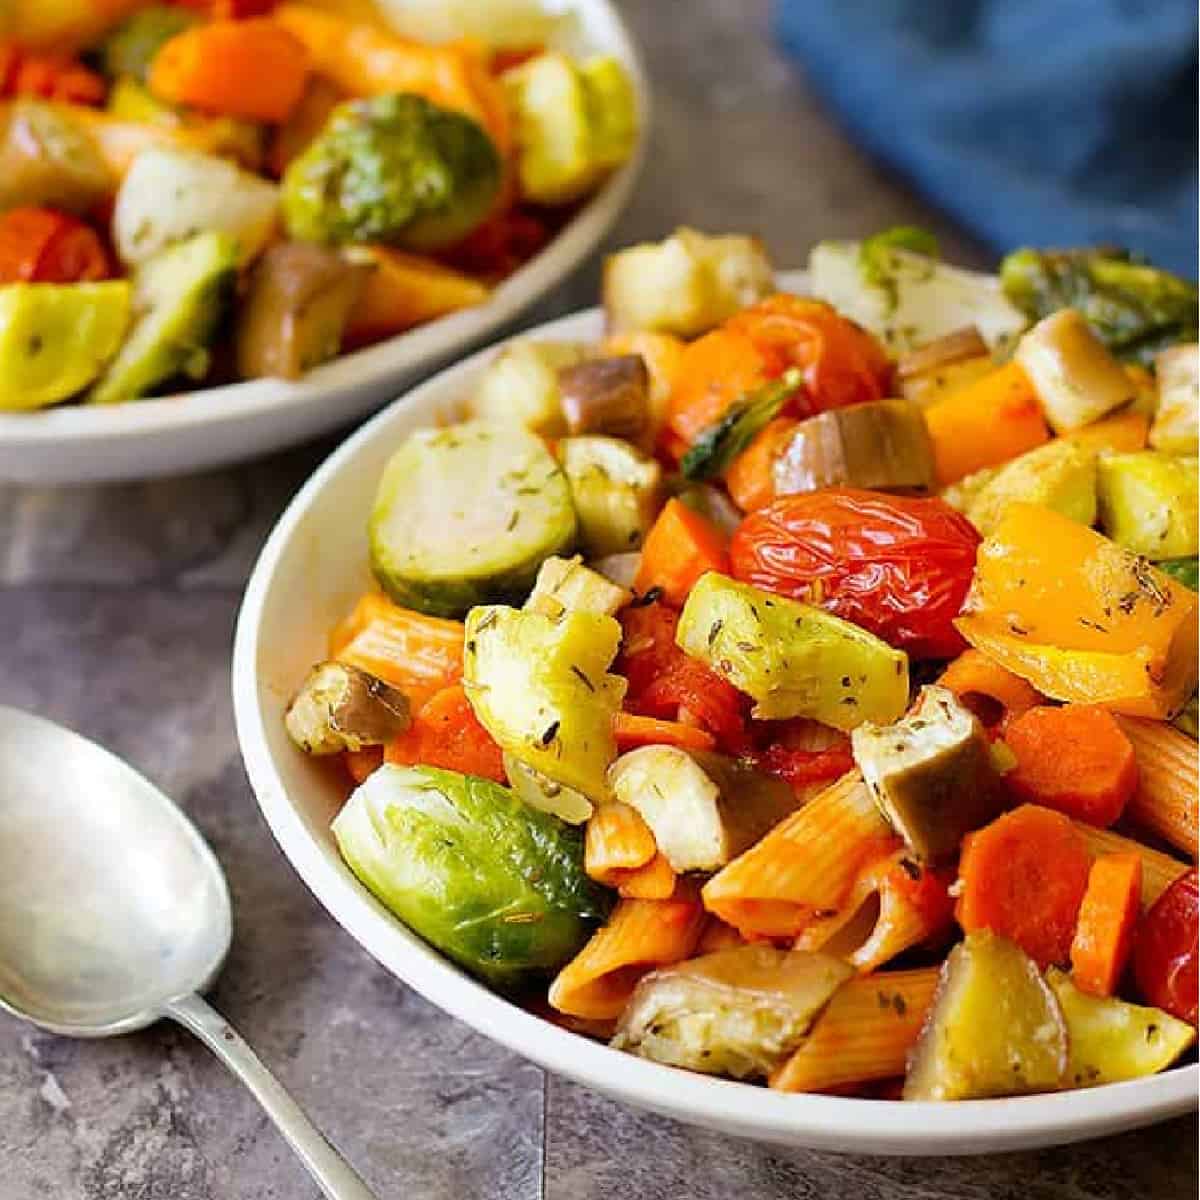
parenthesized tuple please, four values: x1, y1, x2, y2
(851, 686, 1004, 863)
(285, 661, 411, 755)
(612, 945, 853, 1079)
(558, 354, 650, 440)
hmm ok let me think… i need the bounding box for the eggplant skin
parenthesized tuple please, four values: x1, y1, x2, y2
(285, 661, 410, 755)
(333, 764, 612, 989)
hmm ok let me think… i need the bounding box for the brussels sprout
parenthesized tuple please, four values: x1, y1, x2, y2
(675, 572, 909, 730)
(282, 94, 502, 252)
(285, 662, 410, 755)
(1046, 969, 1195, 1089)
(99, 6, 199, 82)
(903, 931, 1068, 1100)
(464, 604, 625, 803)
(1097, 451, 1198, 559)
(333, 764, 611, 988)
(525, 555, 631, 620)
(559, 436, 664, 558)
(612, 945, 853, 1079)
(1000, 247, 1199, 367)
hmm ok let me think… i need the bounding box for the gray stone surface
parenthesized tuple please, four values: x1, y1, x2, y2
(0, 1, 1194, 1197)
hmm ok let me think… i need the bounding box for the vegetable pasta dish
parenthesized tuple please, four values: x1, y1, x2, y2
(285, 226, 1199, 1101)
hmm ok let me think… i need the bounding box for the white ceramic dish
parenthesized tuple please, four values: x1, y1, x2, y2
(233, 282, 1198, 1154)
(0, 0, 646, 486)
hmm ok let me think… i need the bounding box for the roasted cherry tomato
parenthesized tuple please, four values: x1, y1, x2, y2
(0, 208, 111, 285)
(730, 488, 981, 659)
(1133, 869, 1198, 1026)
(749, 718, 853, 794)
(617, 600, 746, 748)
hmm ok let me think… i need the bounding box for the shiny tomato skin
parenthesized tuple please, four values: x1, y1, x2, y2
(730, 488, 981, 659)
(1133, 869, 1198, 1026)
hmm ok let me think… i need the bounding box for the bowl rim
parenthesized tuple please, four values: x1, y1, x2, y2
(0, 0, 648, 449)
(232, 294, 1198, 1156)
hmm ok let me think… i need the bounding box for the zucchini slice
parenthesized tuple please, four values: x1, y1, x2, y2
(370, 420, 577, 617)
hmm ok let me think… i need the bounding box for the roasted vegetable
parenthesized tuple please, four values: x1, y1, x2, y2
(463, 603, 625, 803)
(504, 52, 636, 205)
(112, 146, 278, 267)
(332, 763, 610, 988)
(284, 661, 410, 754)
(525, 555, 631, 620)
(558, 436, 664, 558)
(0, 281, 131, 410)
(771, 398, 935, 496)
(89, 231, 237, 405)
(896, 326, 989, 386)
(1000, 247, 1199, 367)
(675, 482, 744, 538)
(808, 235, 1027, 355)
(612, 945, 853, 1079)
(1046, 968, 1195, 1088)
(236, 242, 373, 380)
(375, 0, 563, 46)
(98, 6, 200, 82)
(1014, 309, 1138, 433)
(1096, 451, 1198, 559)
(558, 355, 650, 440)
(608, 746, 798, 873)
(603, 227, 774, 338)
(0, 100, 111, 214)
(369, 421, 576, 617)
(1150, 344, 1198, 455)
(1156, 557, 1199, 591)
(470, 340, 589, 437)
(504, 753, 594, 825)
(950, 438, 1098, 537)
(675, 572, 909, 730)
(903, 931, 1068, 1100)
(282, 93, 501, 251)
(851, 686, 1003, 863)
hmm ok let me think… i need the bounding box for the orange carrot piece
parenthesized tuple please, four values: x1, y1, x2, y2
(343, 746, 383, 785)
(1070, 852, 1142, 997)
(924, 361, 1050, 485)
(633, 498, 729, 607)
(616, 852, 677, 900)
(938, 648, 1044, 729)
(384, 683, 505, 783)
(1067, 408, 1150, 454)
(1004, 704, 1139, 827)
(956, 804, 1092, 969)
(149, 18, 310, 123)
(612, 711, 716, 754)
(585, 801, 656, 885)
(724, 416, 796, 512)
(1117, 717, 1199, 859)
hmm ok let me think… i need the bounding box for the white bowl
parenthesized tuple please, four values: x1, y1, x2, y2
(233, 283, 1198, 1154)
(0, 0, 646, 485)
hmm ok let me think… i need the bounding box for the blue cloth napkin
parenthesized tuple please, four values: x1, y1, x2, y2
(774, 0, 1198, 278)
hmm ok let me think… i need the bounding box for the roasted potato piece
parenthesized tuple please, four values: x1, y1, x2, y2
(237, 242, 374, 380)
(1150, 344, 1198, 455)
(558, 355, 650, 440)
(285, 661, 411, 755)
(612, 945, 853, 1079)
(903, 930, 1067, 1100)
(1047, 969, 1195, 1089)
(851, 686, 1003, 863)
(608, 746, 798, 873)
(471, 340, 589, 437)
(525, 555, 631, 620)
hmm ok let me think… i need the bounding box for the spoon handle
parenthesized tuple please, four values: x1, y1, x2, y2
(165, 993, 379, 1200)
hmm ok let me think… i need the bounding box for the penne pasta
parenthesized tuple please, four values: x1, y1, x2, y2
(332, 592, 464, 707)
(695, 915, 748, 955)
(1117, 717, 1199, 858)
(769, 968, 939, 1093)
(794, 850, 954, 974)
(548, 884, 707, 1020)
(702, 771, 897, 939)
(585, 801, 658, 885)
(1076, 822, 1191, 908)
(617, 852, 677, 900)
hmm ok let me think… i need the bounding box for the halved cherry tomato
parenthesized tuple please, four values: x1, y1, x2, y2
(0, 208, 112, 284)
(730, 488, 981, 659)
(1133, 869, 1198, 1026)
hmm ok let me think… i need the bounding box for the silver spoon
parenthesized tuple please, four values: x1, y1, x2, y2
(0, 705, 377, 1200)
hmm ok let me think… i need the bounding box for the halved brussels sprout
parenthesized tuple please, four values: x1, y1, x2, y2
(559, 436, 664, 558)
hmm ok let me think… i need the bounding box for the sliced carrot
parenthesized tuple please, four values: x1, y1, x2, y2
(1070, 852, 1142, 997)
(956, 804, 1093, 969)
(149, 18, 310, 123)
(616, 852, 677, 900)
(612, 711, 716, 754)
(384, 683, 505, 783)
(343, 746, 383, 785)
(938, 647, 1044, 729)
(724, 416, 796, 512)
(924, 361, 1050, 485)
(633, 498, 729, 608)
(1004, 704, 1139, 827)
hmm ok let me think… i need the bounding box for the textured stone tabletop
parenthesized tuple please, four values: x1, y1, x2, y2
(0, 2, 1195, 1197)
